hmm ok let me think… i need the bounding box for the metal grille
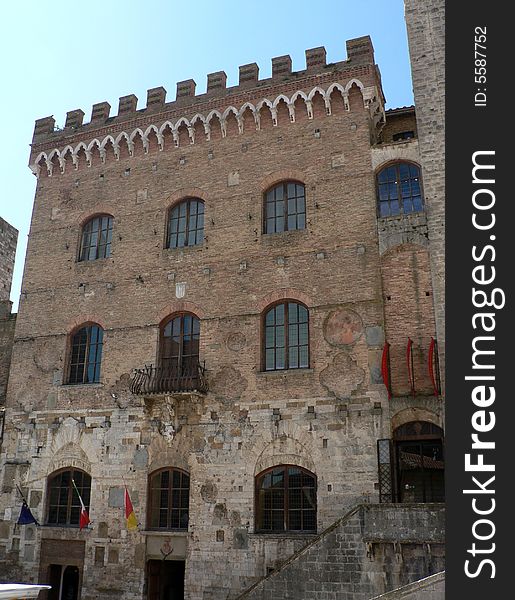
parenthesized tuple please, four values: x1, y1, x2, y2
(377, 439, 394, 503)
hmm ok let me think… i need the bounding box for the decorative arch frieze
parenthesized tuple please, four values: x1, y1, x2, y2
(32, 80, 382, 177)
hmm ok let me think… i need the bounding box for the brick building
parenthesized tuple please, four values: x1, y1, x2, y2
(0, 18, 444, 600)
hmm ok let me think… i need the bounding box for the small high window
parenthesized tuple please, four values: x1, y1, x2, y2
(377, 162, 423, 217)
(255, 465, 316, 532)
(167, 198, 204, 248)
(264, 182, 306, 234)
(47, 468, 91, 527)
(79, 215, 113, 261)
(392, 131, 415, 142)
(263, 302, 309, 371)
(68, 324, 104, 384)
(148, 468, 190, 530)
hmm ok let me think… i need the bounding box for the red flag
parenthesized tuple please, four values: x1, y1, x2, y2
(72, 479, 90, 530)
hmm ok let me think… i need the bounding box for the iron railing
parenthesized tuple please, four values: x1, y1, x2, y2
(130, 362, 208, 395)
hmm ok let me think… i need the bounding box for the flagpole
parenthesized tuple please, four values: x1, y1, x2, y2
(71, 478, 90, 530)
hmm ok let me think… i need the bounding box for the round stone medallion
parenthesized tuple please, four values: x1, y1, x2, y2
(324, 308, 363, 347)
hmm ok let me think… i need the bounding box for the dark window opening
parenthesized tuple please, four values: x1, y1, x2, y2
(148, 469, 190, 530)
(264, 182, 306, 234)
(79, 215, 113, 261)
(377, 162, 423, 217)
(392, 131, 415, 141)
(167, 198, 204, 249)
(264, 302, 309, 371)
(255, 465, 316, 532)
(47, 469, 91, 527)
(68, 324, 104, 384)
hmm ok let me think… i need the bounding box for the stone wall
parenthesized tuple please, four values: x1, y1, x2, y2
(238, 504, 444, 600)
(0, 217, 17, 304)
(370, 572, 444, 600)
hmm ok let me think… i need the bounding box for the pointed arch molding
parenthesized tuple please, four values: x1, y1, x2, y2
(252, 428, 316, 475)
(31, 80, 383, 177)
(48, 417, 95, 474)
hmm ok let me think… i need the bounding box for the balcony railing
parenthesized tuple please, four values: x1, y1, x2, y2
(130, 362, 208, 396)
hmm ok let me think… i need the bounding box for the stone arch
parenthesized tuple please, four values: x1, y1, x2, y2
(251, 428, 316, 476)
(391, 407, 443, 432)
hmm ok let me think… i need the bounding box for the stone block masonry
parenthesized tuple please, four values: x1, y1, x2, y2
(0, 217, 18, 305)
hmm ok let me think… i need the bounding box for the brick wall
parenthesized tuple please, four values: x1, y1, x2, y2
(404, 0, 445, 388)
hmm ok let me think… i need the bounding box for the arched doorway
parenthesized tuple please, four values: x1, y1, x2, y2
(393, 421, 445, 503)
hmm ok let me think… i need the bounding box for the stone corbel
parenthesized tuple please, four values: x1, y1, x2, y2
(58, 156, 66, 174)
(203, 122, 211, 141)
(287, 103, 295, 123)
(187, 126, 195, 144)
(324, 97, 332, 116)
(306, 100, 314, 119)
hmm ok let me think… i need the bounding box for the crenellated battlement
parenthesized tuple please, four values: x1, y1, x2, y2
(30, 36, 385, 177)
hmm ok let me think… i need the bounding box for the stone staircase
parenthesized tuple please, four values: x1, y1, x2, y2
(235, 503, 445, 600)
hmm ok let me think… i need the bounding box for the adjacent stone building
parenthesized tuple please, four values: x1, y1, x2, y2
(0, 217, 18, 420)
(0, 24, 444, 600)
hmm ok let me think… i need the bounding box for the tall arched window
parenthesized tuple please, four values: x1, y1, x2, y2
(263, 301, 309, 371)
(376, 162, 423, 217)
(160, 313, 200, 374)
(79, 215, 113, 261)
(167, 198, 204, 248)
(68, 324, 104, 384)
(255, 465, 316, 532)
(47, 468, 91, 527)
(264, 182, 306, 233)
(148, 468, 190, 530)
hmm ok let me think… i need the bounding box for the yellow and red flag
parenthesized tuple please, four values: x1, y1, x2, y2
(124, 487, 138, 530)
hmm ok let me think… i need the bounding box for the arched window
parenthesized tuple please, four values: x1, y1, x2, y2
(79, 215, 113, 261)
(255, 465, 316, 532)
(148, 468, 190, 530)
(47, 468, 91, 527)
(160, 313, 200, 374)
(68, 324, 104, 384)
(264, 182, 306, 234)
(376, 162, 423, 217)
(263, 301, 309, 371)
(167, 198, 204, 248)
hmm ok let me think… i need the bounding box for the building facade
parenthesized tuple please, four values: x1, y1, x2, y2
(0, 31, 444, 600)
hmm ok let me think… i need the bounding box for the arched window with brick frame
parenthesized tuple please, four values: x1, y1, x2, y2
(166, 198, 205, 249)
(78, 214, 113, 261)
(255, 465, 317, 532)
(262, 301, 309, 371)
(376, 162, 423, 217)
(263, 181, 306, 234)
(67, 323, 104, 384)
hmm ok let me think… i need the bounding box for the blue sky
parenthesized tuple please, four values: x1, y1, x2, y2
(0, 0, 412, 311)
